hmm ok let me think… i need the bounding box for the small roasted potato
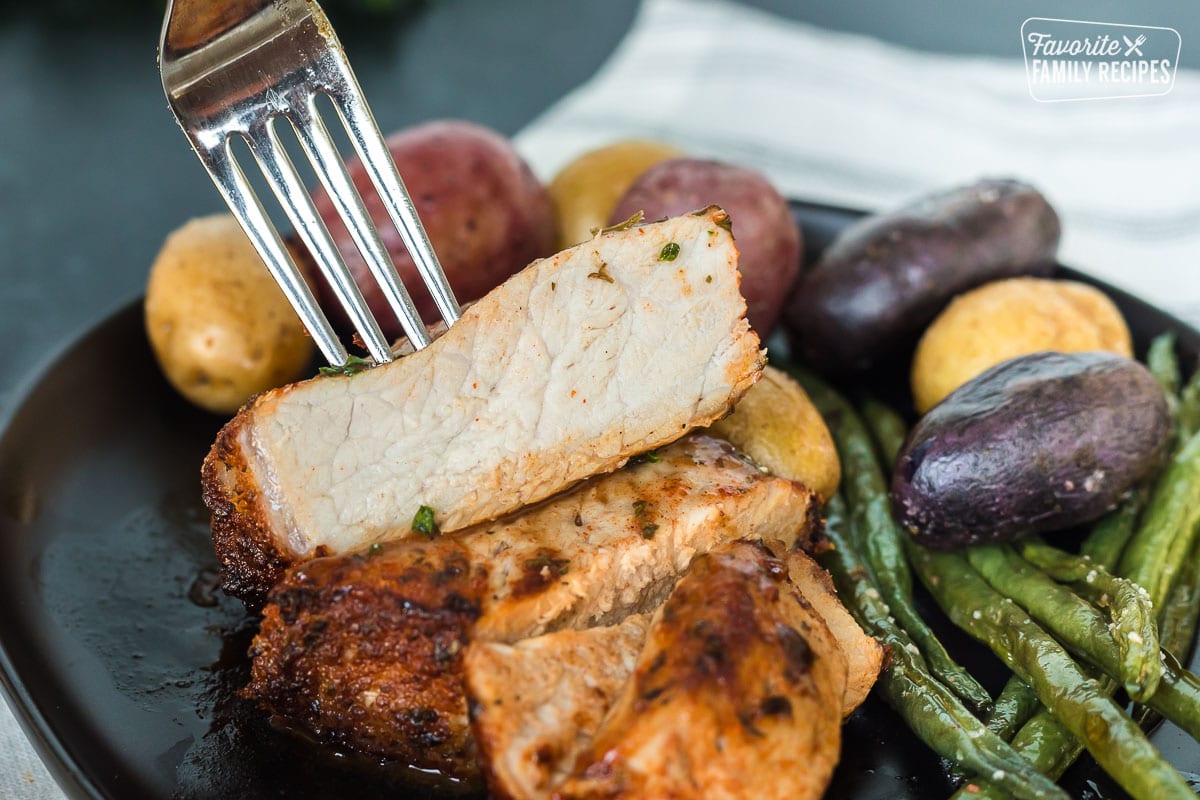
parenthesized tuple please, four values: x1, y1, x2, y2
(1055, 281, 1136, 354)
(548, 139, 682, 250)
(894, 351, 1170, 549)
(787, 178, 1061, 373)
(311, 120, 556, 339)
(911, 278, 1133, 412)
(145, 215, 314, 414)
(609, 158, 802, 337)
(709, 365, 840, 499)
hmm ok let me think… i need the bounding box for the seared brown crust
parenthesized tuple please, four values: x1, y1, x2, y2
(551, 540, 846, 800)
(465, 540, 877, 800)
(796, 489, 825, 552)
(244, 540, 486, 777)
(244, 436, 816, 780)
(202, 413, 288, 604)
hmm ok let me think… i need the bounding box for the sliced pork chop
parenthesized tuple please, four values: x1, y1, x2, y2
(551, 540, 847, 800)
(204, 207, 762, 601)
(245, 435, 818, 779)
(780, 541, 884, 716)
(465, 435, 818, 642)
(465, 615, 652, 800)
(465, 543, 881, 800)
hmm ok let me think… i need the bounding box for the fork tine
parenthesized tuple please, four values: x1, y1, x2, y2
(330, 85, 462, 327)
(197, 140, 350, 367)
(291, 99, 431, 351)
(248, 117, 394, 364)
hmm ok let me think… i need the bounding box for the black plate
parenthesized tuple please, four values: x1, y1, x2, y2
(1, 202, 1198, 800)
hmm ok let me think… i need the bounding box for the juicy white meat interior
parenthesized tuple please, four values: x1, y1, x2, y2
(465, 615, 651, 798)
(205, 208, 762, 597)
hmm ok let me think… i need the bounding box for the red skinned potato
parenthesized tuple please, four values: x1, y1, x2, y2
(310, 120, 556, 339)
(608, 158, 801, 337)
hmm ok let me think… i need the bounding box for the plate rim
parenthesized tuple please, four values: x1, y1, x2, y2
(0, 303, 141, 800)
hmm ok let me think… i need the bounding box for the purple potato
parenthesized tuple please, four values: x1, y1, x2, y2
(609, 158, 801, 337)
(787, 178, 1060, 372)
(892, 351, 1170, 549)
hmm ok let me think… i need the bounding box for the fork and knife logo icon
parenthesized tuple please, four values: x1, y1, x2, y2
(1021, 18, 1180, 101)
(1123, 34, 1147, 56)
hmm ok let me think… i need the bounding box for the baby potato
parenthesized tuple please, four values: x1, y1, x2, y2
(145, 215, 315, 415)
(896, 352, 1169, 549)
(911, 277, 1132, 412)
(609, 158, 802, 337)
(311, 120, 557, 340)
(709, 365, 840, 500)
(1055, 281, 1135, 354)
(785, 179, 1059, 373)
(548, 139, 682, 250)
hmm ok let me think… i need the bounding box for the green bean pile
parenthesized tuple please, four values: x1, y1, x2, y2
(784, 337, 1200, 800)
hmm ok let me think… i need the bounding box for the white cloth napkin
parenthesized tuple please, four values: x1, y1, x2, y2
(516, 0, 1200, 327)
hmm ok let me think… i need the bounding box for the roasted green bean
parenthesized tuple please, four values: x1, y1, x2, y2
(967, 544, 1200, 738)
(910, 543, 1194, 800)
(1148, 332, 1181, 413)
(860, 396, 908, 466)
(950, 701, 1096, 799)
(1119, 429, 1200, 611)
(1180, 364, 1200, 441)
(1133, 504, 1200, 732)
(1080, 489, 1147, 571)
(1159, 533, 1200, 662)
(947, 673, 1045, 785)
(984, 676, 1041, 743)
(788, 366, 992, 712)
(1016, 536, 1160, 700)
(818, 495, 1065, 800)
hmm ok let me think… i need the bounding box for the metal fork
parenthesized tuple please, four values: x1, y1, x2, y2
(159, 0, 460, 366)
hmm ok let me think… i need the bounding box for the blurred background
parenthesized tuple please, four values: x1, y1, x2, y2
(1, 0, 1197, 407)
